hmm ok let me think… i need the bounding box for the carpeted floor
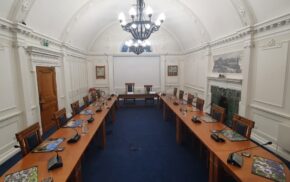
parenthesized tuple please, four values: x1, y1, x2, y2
(82, 103, 208, 182)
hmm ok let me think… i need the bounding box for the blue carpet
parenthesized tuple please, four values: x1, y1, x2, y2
(83, 104, 208, 182)
(0, 152, 22, 176)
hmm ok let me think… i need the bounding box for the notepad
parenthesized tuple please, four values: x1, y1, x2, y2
(200, 115, 217, 123)
(220, 130, 247, 142)
(5, 166, 38, 182)
(252, 156, 286, 182)
(32, 137, 65, 153)
(63, 120, 82, 128)
(80, 109, 93, 115)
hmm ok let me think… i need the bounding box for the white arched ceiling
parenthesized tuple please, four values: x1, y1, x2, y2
(65, 0, 209, 50)
(89, 23, 183, 53)
(246, 0, 290, 22)
(0, 1, 14, 19)
(26, 0, 90, 40)
(0, 0, 289, 51)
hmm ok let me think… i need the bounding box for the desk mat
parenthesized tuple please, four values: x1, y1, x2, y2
(252, 156, 286, 182)
(220, 130, 247, 142)
(4, 166, 38, 182)
(200, 115, 217, 123)
(80, 109, 93, 115)
(32, 137, 65, 153)
(63, 120, 82, 128)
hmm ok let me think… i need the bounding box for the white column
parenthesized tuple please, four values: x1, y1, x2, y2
(160, 55, 166, 92)
(14, 41, 34, 126)
(240, 32, 255, 116)
(204, 45, 212, 112)
(108, 56, 114, 93)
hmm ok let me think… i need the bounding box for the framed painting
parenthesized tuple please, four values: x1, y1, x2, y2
(168, 65, 178, 76)
(96, 66, 105, 79)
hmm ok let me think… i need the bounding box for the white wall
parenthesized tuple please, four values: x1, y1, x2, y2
(113, 56, 161, 93)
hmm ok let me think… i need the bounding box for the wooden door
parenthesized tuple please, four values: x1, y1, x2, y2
(36, 67, 58, 133)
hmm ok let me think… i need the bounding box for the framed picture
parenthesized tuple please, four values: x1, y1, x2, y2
(168, 65, 178, 76)
(96, 66, 105, 79)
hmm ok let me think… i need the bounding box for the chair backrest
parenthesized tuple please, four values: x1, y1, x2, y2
(144, 85, 152, 94)
(125, 83, 135, 93)
(53, 108, 68, 128)
(173, 88, 178, 97)
(232, 114, 255, 138)
(196, 97, 205, 111)
(211, 104, 225, 123)
(71, 101, 80, 116)
(15, 123, 42, 156)
(187, 93, 194, 105)
(83, 95, 90, 107)
(179, 90, 184, 100)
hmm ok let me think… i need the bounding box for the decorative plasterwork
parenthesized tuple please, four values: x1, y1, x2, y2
(230, 0, 256, 26)
(8, 0, 36, 22)
(211, 13, 290, 48)
(26, 46, 63, 67)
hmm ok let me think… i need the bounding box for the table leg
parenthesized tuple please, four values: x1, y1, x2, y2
(163, 104, 168, 121)
(176, 117, 182, 144)
(101, 120, 106, 149)
(209, 151, 219, 182)
(111, 104, 116, 123)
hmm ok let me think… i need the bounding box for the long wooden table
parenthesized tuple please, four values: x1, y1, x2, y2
(117, 92, 160, 105)
(0, 96, 117, 182)
(161, 95, 290, 182)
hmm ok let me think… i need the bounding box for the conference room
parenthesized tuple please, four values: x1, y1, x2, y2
(0, 0, 290, 181)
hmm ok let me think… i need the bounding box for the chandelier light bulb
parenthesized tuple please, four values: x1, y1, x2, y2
(146, 6, 153, 16)
(145, 24, 151, 29)
(118, 12, 125, 21)
(158, 13, 166, 22)
(121, 20, 127, 26)
(145, 40, 151, 46)
(134, 43, 138, 47)
(131, 24, 137, 29)
(155, 20, 161, 26)
(129, 7, 137, 17)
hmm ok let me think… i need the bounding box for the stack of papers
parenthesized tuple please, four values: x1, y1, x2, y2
(63, 120, 82, 128)
(80, 109, 93, 115)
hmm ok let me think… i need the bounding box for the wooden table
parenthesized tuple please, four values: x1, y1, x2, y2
(117, 92, 160, 105)
(0, 96, 117, 182)
(161, 95, 290, 182)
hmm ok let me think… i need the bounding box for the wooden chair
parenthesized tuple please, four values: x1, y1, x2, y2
(53, 108, 68, 128)
(187, 93, 194, 105)
(232, 114, 255, 138)
(15, 123, 42, 156)
(125, 83, 135, 93)
(179, 90, 184, 100)
(71, 101, 81, 116)
(124, 83, 135, 104)
(83, 95, 90, 107)
(173, 88, 178, 97)
(211, 104, 225, 123)
(144, 85, 154, 104)
(196, 97, 205, 111)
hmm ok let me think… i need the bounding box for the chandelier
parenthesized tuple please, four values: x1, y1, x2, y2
(124, 39, 152, 55)
(118, 0, 166, 41)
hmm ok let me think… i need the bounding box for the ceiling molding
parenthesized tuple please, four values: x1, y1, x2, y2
(176, 0, 211, 42)
(8, 0, 36, 23)
(60, 0, 96, 42)
(230, 0, 256, 26)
